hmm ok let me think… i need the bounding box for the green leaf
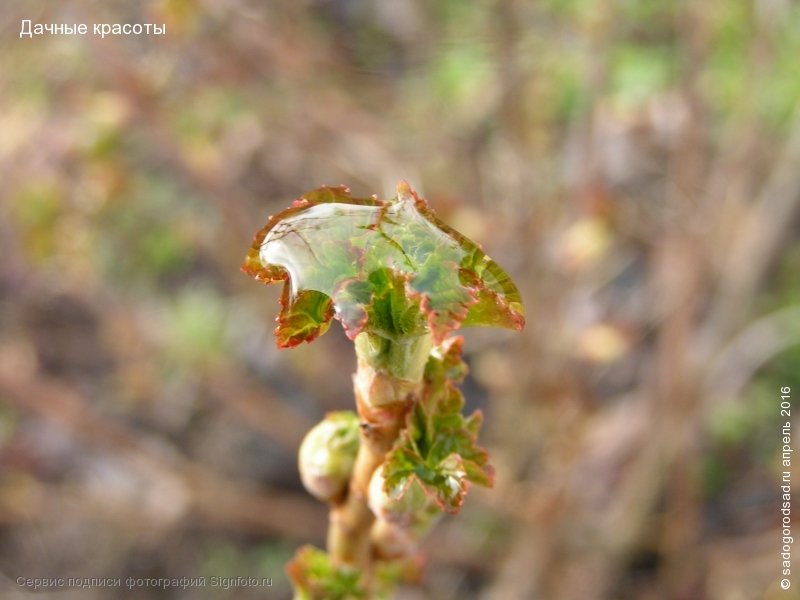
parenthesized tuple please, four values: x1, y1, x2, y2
(382, 337, 495, 514)
(242, 182, 525, 347)
(286, 546, 365, 600)
(286, 546, 399, 600)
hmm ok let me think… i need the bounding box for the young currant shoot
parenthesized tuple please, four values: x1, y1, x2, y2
(242, 182, 524, 599)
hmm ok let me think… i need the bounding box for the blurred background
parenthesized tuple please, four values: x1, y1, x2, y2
(1, 0, 799, 598)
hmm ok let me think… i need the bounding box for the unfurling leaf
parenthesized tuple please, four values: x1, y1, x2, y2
(242, 182, 525, 347)
(381, 337, 495, 514)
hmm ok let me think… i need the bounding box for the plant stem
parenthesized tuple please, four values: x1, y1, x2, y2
(327, 332, 432, 571)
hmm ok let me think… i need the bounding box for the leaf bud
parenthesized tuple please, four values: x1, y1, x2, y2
(298, 411, 359, 503)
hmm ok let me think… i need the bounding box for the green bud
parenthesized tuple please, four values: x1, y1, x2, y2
(298, 411, 359, 503)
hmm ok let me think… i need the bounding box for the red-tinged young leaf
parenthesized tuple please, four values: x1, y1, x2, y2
(297, 185, 381, 206)
(286, 546, 398, 600)
(276, 288, 334, 348)
(382, 339, 495, 514)
(463, 409, 483, 438)
(429, 335, 469, 384)
(462, 456, 495, 487)
(242, 182, 525, 347)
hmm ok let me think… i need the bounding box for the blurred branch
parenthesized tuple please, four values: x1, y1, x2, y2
(703, 109, 800, 352)
(0, 359, 326, 542)
(703, 304, 800, 407)
(210, 371, 314, 452)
